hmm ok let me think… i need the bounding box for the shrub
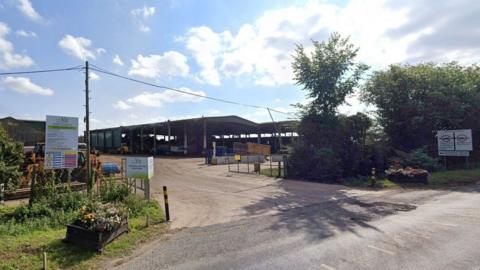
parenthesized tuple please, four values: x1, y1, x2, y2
(392, 148, 440, 172)
(0, 125, 23, 191)
(99, 179, 130, 203)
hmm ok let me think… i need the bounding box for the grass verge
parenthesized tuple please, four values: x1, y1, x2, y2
(0, 199, 165, 270)
(344, 167, 480, 189)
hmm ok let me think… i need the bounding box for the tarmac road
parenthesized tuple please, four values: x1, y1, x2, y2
(102, 156, 480, 269)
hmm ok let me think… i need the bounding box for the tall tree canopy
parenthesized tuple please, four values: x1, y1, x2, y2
(289, 33, 372, 181)
(362, 63, 480, 153)
(292, 32, 368, 116)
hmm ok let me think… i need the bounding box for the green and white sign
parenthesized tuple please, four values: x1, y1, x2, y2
(126, 156, 154, 179)
(44, 115, 78, 169)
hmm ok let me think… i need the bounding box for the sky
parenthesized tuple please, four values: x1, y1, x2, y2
(1, 0, 479, 132)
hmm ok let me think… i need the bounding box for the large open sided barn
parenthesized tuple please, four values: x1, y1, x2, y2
(89, 115, 298, 155)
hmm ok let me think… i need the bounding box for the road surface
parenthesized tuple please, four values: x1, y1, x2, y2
(102, 156, 480, 270)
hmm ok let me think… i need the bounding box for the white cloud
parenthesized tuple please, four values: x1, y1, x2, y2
(89, 72, 100, 81)
(58, 35, 98, 60)
(182, 0, 480, 87)
(17, 0, 42, 22)
(128, 51, 189, 78)
(113, 101, 132, 110)
(96, 48, 106, 56)
(125, 87, 205, 107)
(113, 54, 124, 66)
(131, 6, 155, 18)
(139, 25, 151, 33)
(16, 29, 37, 38)
(131, 5, 155, 32)
(184, 26, 226, 85)
(0, 22, 34, 70)
(2, 76, 53, 96)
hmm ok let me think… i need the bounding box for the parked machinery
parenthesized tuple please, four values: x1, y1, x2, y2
(21, 142, 103, 187)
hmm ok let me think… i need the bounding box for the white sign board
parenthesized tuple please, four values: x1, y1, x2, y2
(126, 156, 154, 179)
(437, 130, 455, 151)
(438, 150, 470, 157)
(437, 129, 473, 156)
(453, 129, 472, 151)
(44, 115, 78, 169)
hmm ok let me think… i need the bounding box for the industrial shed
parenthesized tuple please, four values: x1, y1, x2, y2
(0, 117, 45, 146)
(89, 115, 297, 155)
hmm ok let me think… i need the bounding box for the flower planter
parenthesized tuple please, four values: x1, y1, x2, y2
(386, 167, 429, 184)
(64, 219, 129, 252)
(388, 174, 428, 184)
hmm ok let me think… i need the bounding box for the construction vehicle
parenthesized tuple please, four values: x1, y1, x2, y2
(21, 142, 102, 187)
(118, 143, 129, 154)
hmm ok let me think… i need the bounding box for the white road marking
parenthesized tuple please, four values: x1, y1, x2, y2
(367, 245, 395, 255)
(429, 221, 458, 227)
(320, 263, 337, 270)
(402, 231, 431, 240)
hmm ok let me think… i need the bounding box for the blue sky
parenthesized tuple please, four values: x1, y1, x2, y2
(1, 0, 479, 132)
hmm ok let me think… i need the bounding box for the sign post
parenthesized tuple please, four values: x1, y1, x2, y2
(126, 156, 154, 200)
(44, 115, 79, 170)
(437, 129, 473, 169)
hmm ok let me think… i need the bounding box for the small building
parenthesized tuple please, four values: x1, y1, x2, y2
(89, 115, 298, 155)
(0, 117, 46, 146)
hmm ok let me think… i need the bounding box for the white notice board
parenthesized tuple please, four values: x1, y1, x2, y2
(126, 156, 154, 179)
(453, 129, 472, 151)
(437, 129, 473, 156)
(44, 115, 78, 169)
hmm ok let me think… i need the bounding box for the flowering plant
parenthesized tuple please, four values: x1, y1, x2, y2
(385, 166, 429, 183)
(77, 202, 128, 232)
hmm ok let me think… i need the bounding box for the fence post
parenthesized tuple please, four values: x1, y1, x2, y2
(270, 155, 273, 177)
(370, 167, 376, 187)
(0, 183, 4, 204)
(42, 251, 47, 270)
(283, 155, 288, 178)
(277, 161, 281, 178)
(144, 179, 150, 201)
(163, 186, 170, 222)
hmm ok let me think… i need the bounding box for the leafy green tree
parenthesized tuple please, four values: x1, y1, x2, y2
(289, 33, 370, 180)
(362, 63, 480, 157)
(292, 32, 368, 116)
(0, 125, 24, 191)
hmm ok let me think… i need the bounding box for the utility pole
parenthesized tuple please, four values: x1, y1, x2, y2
(267, 108, 282, 153)
(85, 61, 92, 192)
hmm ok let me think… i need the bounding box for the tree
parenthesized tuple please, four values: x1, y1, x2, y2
(288, 33, 370, 181)
(292, 32, 368, 116)
(361, 63, 480, 157)
(0, 124, 23, 191)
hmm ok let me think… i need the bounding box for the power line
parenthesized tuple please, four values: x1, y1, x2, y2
(89, 64, 295, 116)
(0, 65, 84, 76)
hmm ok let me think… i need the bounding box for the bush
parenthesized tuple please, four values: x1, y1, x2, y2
(288, 141, 342, 182)
(392, 148, 440, 172)
(0, 125, 23, 191)
(99, 179, 130, 203)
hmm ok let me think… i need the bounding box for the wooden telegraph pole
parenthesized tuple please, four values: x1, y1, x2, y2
(85, 61, 92, 192)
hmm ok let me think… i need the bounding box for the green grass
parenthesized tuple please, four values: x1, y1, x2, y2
(260, 168, 284, 178)
(0, 200, 166, 270)
(345, 167, 480, 189)
(428, 168, 480, 187)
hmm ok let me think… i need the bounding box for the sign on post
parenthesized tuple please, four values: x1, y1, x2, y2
(44, 115, 79, 169)
(126, 157, 154, 179)
(453, 129, 472, 151)
(437, 129, 472, 156)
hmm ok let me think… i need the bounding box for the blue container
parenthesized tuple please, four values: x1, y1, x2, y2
(102, 163, 121, 175)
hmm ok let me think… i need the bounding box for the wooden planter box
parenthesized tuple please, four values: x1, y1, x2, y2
(388, 174, 428, 184)
(64, 219, 129, 252)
